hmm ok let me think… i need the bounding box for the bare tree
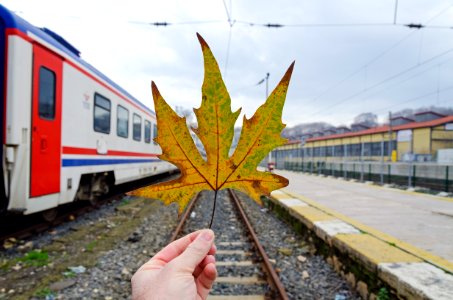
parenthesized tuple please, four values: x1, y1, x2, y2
(174, 106, 195, 125)
(353, 112, 378, 127)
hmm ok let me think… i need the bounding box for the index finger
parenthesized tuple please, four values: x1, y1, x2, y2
(147, 230, 213, 267)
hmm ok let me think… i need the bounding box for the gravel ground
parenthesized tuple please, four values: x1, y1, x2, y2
(49, 200, 179, 300)
(178, 191, 268, 296)
(0, 196, 179, 300)
(1, 200, 120, 259)
(236, 191, 361, 300)
(178, 190, 360, 300)
(2, 188, 361, 299)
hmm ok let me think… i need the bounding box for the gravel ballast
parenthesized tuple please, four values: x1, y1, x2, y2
(1, 189, 360, 299)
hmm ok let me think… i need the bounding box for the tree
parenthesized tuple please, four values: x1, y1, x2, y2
(174, 105, 195, 125)
(353, 112, 378, 127)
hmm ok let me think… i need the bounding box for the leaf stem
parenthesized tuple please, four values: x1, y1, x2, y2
(208, 190, 218, 229)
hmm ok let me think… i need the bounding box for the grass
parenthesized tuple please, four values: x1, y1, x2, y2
(85, 241, 98, 252)
(18, 250, 49, 267)
(4, 198, 164, 300)
(62, 270, 76, 278)
(377, 287, 390, 300)
(33, 287, 55, 299)
(0, 259, 10, 271)
(119, 199, 131, 206)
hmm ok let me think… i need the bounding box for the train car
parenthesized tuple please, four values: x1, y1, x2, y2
(0, 5, 175, 217)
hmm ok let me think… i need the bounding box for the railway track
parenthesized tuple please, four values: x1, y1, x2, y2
(0, 192, 130, 246)
(171, 189, 288, 300)
(0, 172, 178, 246)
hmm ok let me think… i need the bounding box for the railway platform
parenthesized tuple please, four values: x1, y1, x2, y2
(269, 169, 453, 299)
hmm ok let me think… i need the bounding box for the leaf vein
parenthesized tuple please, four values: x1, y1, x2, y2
(219, 110, 278, 190)
(167, 125, 215, 190)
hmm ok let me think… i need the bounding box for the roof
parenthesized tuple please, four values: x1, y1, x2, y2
(285, 139, 300, 145)
(390, 116, 415, 121)
(0, 4, 154, 116)
(306, 115, 453, 143)
(351, 123, 370, 128)
(414, 111, 445, 117)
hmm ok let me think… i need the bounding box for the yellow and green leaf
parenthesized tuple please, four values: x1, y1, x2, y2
(131, 33, 294, 213)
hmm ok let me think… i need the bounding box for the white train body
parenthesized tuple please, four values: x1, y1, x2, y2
(0, 5, 175, 215)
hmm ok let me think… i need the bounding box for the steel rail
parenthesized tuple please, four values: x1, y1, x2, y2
(168, 190, 289, 299)
(0, 202, 97, 244)
(228, 189, 289, 300)
(0, 192, 128, 244)
(169, 192, 201, 242)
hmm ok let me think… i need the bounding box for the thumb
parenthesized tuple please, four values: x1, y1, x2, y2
(173, 229, 215, 272)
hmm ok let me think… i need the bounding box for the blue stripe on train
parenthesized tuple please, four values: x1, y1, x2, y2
(62, 158, 160, 167)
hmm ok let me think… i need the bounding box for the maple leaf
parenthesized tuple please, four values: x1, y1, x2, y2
(131, 33, 294, 213)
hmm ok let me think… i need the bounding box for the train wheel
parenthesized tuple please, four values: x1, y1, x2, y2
(41, 208, 58, 222)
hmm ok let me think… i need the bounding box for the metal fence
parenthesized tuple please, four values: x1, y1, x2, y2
(280, 161, 452, 193)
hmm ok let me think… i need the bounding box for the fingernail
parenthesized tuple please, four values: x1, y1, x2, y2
(201, 230, 214, 241)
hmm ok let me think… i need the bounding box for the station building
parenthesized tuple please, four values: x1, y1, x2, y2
(272, 112, 453, 166)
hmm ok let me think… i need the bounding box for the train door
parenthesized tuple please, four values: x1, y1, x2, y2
(0, 19, 6, 211)
(30, 45, 62, 197)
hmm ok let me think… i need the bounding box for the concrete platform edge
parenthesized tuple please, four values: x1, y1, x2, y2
(267, 189, 453, 300)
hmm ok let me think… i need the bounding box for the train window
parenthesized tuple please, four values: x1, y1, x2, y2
(133, 113, 142, 141)
(94, 93, 111, 134)
(117, 105, 129, 138)
(38, 67, 56, 120)
(144, 120, 151, 143)
(152, 123, 158, 145)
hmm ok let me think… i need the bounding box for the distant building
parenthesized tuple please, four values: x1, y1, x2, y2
(272, 115, 453, 164)
(299, 133, 313, 142)
(390, 116, 414, 126)
(414, 111, 445, 123)
(351, 123, 370, 132)
(311, 131, 323, 138)
(323, 129, 336, 136)
(335, 126, 351, 134)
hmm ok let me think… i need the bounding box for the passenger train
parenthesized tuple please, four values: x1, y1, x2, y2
(0, 5, 175, 218)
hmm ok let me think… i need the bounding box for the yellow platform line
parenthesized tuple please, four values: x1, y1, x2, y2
(273, 188, 453, 273)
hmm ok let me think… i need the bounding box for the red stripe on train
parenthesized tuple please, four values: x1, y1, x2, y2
(62, 146, 159, 158)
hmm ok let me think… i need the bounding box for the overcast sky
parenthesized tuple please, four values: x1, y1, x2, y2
(3, 0, 453, 127)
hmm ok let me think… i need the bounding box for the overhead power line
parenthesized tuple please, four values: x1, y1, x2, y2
(308, 3, 452, 100)
(304, 45, 453, 121)
(302, 3, 453, 119)
(222, 0, 231, 23)
(145, 20, 452, 29)
(346, 55, 453, 109)
(129, 20, 224, 26)
(374, 84, 453, 113)
(221, 0, 235, 76)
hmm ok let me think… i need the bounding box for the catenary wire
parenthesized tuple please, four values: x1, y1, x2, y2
(305, 3, 453, 109)
(373, 84, 453, 113)
(332, 55, 453, 114)
(304, 45, 453, 121)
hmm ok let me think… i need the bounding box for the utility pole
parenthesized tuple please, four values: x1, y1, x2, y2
(265, 73, 273, 166)
(388, 111, 393, 162)
(393, 0, 399, 24)
(380, 134, 384, 185)
(265, 72, 269, 100)
(256, 73, 273, 168)
(360, 137, 364, 182)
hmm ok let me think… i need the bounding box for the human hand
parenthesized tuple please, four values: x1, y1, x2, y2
(131, 229, 217, 300)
